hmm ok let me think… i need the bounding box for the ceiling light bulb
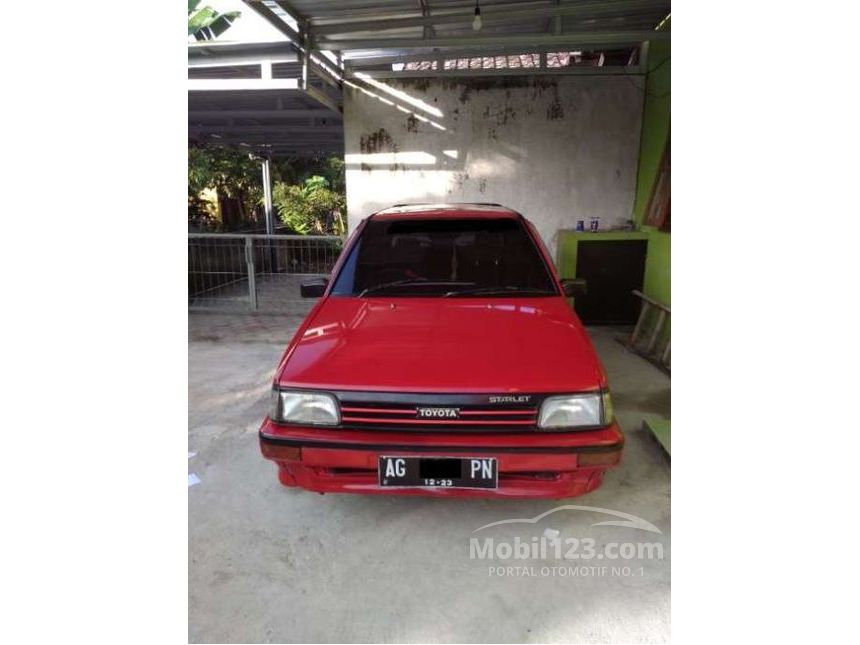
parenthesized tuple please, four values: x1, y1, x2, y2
(473, 4, 482, 30)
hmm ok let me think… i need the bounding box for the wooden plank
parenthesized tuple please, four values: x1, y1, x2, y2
(645, 309, 667, 354)
(632, 289, 670, 313)
(629, 300, 651, 346)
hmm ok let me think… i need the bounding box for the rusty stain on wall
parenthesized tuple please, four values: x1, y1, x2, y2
(346, 74, 644, 251)
(410, 78, 432, 92)
(359, 128, 398, 155)
(393, 77, 565, 129)
(397, 76, 553, 105)
(546, 83, 564, 120)
(547, 100, 564, 120)
(359, 128, 402, 172)
(483, 105, 517, 125)
(448, 171, 470, 194)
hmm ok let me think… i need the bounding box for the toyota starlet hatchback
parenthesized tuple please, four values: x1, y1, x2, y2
(259, 204, 623, 499)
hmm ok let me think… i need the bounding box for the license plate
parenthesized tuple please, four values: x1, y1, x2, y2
(378, 456, 498, 489)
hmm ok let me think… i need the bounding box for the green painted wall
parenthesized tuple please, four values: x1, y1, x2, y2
(636, 24, 671, 311)
(633, 32, 671, 227)
(643, 230, 670, 307)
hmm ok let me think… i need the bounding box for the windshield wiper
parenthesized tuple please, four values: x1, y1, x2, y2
(443, 285, 555, 297)
(358, 280, 474, 297)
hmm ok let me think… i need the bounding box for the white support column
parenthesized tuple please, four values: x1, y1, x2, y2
(262, 158, 275, 235)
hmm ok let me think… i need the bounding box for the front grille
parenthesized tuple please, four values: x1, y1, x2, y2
(333, 391, 544, 432)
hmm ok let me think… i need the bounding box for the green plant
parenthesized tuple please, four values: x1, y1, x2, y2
(188, 144, 347, 232)
(188, 0, 240, 41)
(188, 145, 263, 230)
(272, 176, 346, 235)
(188, 145, 260, 197)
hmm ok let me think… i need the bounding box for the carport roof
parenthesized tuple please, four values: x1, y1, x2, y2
(189, 40, 343, 157)
(189, 1, 670, 157)
(256, 0, 670, 66)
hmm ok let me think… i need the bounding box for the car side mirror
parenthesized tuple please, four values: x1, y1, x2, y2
(300, 278, 329, 298)
(561, 278, 587, 298)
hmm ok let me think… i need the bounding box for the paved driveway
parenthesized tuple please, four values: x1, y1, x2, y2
(189, 315, 670, 643)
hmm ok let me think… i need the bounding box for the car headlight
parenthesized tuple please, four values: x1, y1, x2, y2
(271, 389, 340, 426)
(538, 392, 613, 429)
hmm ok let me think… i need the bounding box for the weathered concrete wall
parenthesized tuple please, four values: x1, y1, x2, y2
(344, 75, 643, 255)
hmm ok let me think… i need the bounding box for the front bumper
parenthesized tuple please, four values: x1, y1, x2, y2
(259, 418, 624, 499)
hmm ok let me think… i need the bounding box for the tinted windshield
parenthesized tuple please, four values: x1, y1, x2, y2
(331, 217, 558, 297)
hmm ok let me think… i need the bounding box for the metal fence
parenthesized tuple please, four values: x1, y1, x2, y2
(188, 234, 344, 313)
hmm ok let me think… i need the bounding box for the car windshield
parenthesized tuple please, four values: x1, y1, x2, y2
(330, 217, 558, 297)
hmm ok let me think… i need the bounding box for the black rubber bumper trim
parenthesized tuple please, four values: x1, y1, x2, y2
(259, 432, 623, 454)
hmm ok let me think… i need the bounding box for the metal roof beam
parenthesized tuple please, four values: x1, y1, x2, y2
(418, 0, 435, 40)
(256, 142, 342, 147)
(188, 52, 299, 68)
(309, 0, 548, 21)
(188, 78, 300, 91)
(240, 2, 342, 101)
(188, 109, 339, 119)
(343, 44, 634, 68)
(198, 135, 342, 142)
(240, 0, 301, 45)
(317, 30, 669, 52)
(307, 56, 342, 90)
(347, 65, 644, 80)
(206, 150, 343, 157)
(197, 140, 343, 149)
(273, 1, 306, 25)
(310, 0, 669, 37)
(191, 135, 344, 144)
(304, 84, 341, 114)
(194, 133, 342, 143)
(190, 125, 343, 135)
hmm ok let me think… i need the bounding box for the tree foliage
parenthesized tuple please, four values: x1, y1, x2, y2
(188, 145, 260, 198)
(272, 176, 346, 236)
(188, 145, 262, 231)
(188, 144, 347, 234)
(188, 0, 240, 41)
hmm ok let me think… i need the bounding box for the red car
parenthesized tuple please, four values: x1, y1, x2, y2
(259, 204, 623, 499)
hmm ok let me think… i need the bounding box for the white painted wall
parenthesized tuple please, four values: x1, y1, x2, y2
(343, 75, 643, 256)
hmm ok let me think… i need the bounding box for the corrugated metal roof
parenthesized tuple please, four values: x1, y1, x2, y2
(275, 0, 670, 58)
(188, 1, 669, 156)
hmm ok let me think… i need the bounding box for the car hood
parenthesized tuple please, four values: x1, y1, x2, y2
(276, 296, 605, 393)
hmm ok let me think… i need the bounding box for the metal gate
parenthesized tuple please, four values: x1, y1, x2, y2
(188, 234, 344, 313)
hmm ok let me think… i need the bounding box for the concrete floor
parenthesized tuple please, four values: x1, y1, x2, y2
(189, 274, 325, 313)
(189, 314, 671, 643)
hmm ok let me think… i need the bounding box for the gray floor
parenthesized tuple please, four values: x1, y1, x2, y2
(189, 314, 671, 643)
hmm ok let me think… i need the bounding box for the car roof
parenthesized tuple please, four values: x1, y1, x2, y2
(371, 203, 520, 220)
